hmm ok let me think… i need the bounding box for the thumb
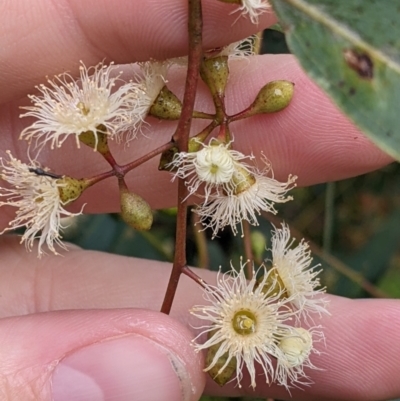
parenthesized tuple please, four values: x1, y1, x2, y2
(1, 309, 205, 401)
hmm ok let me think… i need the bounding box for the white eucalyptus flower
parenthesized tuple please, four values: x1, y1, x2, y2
(270, 223, 329, 319)
(20, 62, 140, 153)
(233, 0, 271, 24)
(0, 151, 85, 257)
(191, 260, 301, 388)
(195, 159, 297, 238)
(170, 140, 254, 201)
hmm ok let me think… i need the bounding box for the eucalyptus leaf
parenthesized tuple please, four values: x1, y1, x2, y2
(271, 0, 400, 160)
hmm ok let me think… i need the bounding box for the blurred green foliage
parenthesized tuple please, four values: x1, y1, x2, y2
(271, 0, 400, 162)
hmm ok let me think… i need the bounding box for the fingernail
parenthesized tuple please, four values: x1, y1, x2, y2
(52, 335, 192, 401)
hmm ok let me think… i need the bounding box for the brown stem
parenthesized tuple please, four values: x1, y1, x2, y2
(171, 2, 203, 145)
(161, 0, 203, 314)
(216, 121, 232, 144)
(120, 141, 175, 174)
(101, 150, 120, 170)
(82, 140, 175, 187)
(228, 105, 253, 122)
(182, 265, 208, 289)
(193, 110, 215, 119)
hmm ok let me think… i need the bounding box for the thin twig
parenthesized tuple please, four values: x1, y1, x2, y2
(182, 265, 208, 289)
(161, 0, 203, 314)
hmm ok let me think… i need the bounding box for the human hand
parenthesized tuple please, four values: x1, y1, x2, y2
(0, 1, 398, 400)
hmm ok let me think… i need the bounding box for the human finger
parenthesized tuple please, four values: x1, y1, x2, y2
(0, 0, 275, 103)
(0, 307, 204, 401)
(0, 237, 399, 400)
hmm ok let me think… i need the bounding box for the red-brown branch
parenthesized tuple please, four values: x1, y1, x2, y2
(161, 0, 203, 314)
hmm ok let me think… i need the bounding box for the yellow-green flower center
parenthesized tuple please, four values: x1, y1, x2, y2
(232, 310, 256, 335)
(209, 164, 219, 175)
(77, 102, 90, 116)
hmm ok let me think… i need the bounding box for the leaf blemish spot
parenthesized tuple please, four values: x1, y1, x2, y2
(343, 49, 374, 79)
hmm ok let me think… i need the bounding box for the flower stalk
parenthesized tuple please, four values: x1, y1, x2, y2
(161, 0, 203, 315)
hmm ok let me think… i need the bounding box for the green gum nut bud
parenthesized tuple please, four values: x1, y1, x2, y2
(57, 177, 90, 204)
(149, 86, 182, 120)
(79, 124, 110, 154)
(188, 137, 203, 153)
(256, 268, 288, 300)
(250, 80, 294, 115)
(206, 330, 237, 386)
(231, 166, 256, 195)
(120, 190, 153, 231)
(200, 56, 229, 97)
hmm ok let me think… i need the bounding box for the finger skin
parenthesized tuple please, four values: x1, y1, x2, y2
(0, 236, 399, 401)
(0, 307, 205, 401)
(0, 0, 275, 103)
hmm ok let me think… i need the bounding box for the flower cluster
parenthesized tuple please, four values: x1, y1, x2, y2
(2, 59, 173, 255)
(1, 35, 283, 254)
(171, 140, 297, 237)
(191, 224, 328, 389)
(0, 151, 87, 256)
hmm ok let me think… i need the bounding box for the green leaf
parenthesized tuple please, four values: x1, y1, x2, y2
(270, 0, 400, 160)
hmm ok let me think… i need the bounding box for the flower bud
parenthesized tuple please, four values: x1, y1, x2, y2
(231, 165, 256, 195)
(279, 328, 313, 367)
(149, 86, 182, 120)
(250, 80, 294, 115)
(205, 330, 237, 386)
(256, 267, 288, 300)
(120, 189, 153, 231)
(57, 176, 90, 204)
(79, 124, 110, 154)
(200, 56, 229, 98)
